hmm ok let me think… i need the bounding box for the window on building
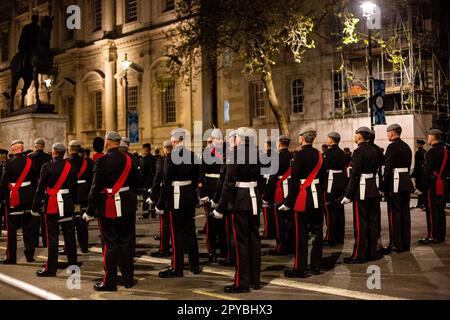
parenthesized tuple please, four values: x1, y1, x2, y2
(94, 91, 103, 129)
(250, 81, 266, 118)
(291, 79, 304, 114)
(162, 80, 176, 124)
(92, 0, 102, 32)
(125, 0, 138, 23)
(1, 33, 8, 62)
(66, 96, 75, 133)
(129, 86, 139, 113)
(163, 0, 175, 12)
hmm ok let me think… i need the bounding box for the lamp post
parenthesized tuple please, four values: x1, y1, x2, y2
(122, 54, 132, 138)
(361, 2, 378, 130)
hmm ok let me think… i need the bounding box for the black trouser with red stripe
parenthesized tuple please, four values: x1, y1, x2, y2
(387, 192, 411, 250)
(169, 207, 199, 271)
(44, 214, 77, 273)
(262, 205, 277, 239)
(351, 199, 378, 260)
(5, 210, 35, 263)
(424, 189, 447, 242)
(230, 211, 260, 288)
(223, 215, 234, 262)
(98, 214, 134, 287)
(324, 191, 345, 244)
(74, 207, 89, 252)
(293, 209, 323, 272)
(158, 212, 171, 254)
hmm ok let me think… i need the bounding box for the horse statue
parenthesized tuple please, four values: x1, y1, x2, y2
(9, 15, 55, 112)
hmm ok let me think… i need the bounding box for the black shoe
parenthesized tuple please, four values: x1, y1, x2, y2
(323, 241, 337, 247)
(0, 259, 16, 265)
(251, 284, 262, 290)
(151, 251, 170, 258)
(218, 259, 234, 267)
(308, 266, 321, 275)
(124, 279, 136, 289)
(418, 237, 435, 245)
(268, 249, 287, 256)
(343, 257, 367, 264)
(390, 247, 403, 254)
(153, 235, 161, 241)
(36, 269, 56, 277)
(208, 253, 217, 263)
(81, 248, 89, 254)
(93, 282, 117, 292)
(138, 215, 149, 220)
(191, 267, 201, 275)
(58, 249, 66, 255)
(224, 284, 250, 294)
(284, 270, 309, 278)
(26, 257, 35, 263)
(159, 268, 183, 278)
(150, 212, 157, 219)
(370, 253, 384, 261)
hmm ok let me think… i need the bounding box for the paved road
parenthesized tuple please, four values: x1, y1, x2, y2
(0, 200, 449, 300)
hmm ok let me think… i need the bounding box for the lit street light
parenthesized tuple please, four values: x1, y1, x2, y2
(122, 54, 132, 138)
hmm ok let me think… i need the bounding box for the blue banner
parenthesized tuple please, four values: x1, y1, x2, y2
(129, 111, 139, 144)
(373, 79, 386, 125)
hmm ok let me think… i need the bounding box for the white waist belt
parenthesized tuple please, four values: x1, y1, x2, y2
(277, 176, 291, 199)
(327, 170, 342, 194)
(359, 174, 374, 200)
(393, 168, 409, 193)
(205, 173, 220, 179)
(56, 189, 70, 217)
(172, 181, 192, 210)
(77, 180, 87, 185)
(10, 181, 31, 188)
(9, 211, 24, 216)
(105, 187, 130, 218)
(235, 181, 258, 215)
(301, 179, 320, 209)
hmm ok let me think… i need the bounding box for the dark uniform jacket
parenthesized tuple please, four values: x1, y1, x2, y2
(323, 144, 347, 194)
(149, 155, 165, 203)
(199, 145, 223, 198)
(345, 142, 379, 200)
(284, 144, 326, 210)
(28, 150, 52, 179)
(264, 148, 292, 203)
(157, 144, 199, 210)
(0, 153, 37, 210)
(32, 158, 78, 217)
(422, 142, 449, 192)
(69, 154, 94, 205)
(412, 147, 427, 192)
(140, 153, 156, 189)
(216, 142, 264, 214)
(212, 143, 230, 204)
(369, 141, 385, 191)
(383, 138, 413, 193)
(87, 148, 139, 218)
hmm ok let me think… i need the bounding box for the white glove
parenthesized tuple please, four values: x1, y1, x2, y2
(148, 189, 152, 194)
(262, 200, 269, 208)
(210, 200, 218, 209)
(155, 207, 164, 215)
(30, 211, 40, 217)
(200, 196, 210, 205)
(146, 197, 154, 205)
(415, 189, 423, 196)
(212, 210, 223, 219)
(278, 204, 290, 211)
(341, 197, 351, 205)
(82, 213, 95, 222)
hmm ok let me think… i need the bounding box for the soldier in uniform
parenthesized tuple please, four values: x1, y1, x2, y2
(411, 140, 427, 209)
(27, 138, 52, 248)
(323, 132, 347, 246)
(199, 129, 226, 263)
(32, 143, 78, 277)
(341, 127, 381, 264)
(0, 149, 8, 231)
(279, 128, 326, 278)
(0, 140, 38, 264)
(383, 124, 413, 253)
(264, 135, 293, 255)
(148, 140, 172, 258)
(139, 143, 156, 220)
(85, 132, 139, 291)
(419, 129, 449, 244)
(68, 140, 93, 254)
(212, 127, 263, 293)
(92, 137, 105, 162)
(261, 138, 277, 240)
(157, 129, 200, 278)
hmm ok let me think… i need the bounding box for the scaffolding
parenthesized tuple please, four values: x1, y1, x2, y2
(332, 0, 450, 129)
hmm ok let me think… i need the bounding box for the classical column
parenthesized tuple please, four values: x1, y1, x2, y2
(103, 41, 117, 131)
(74, 57, 84, 142)
(103, 0, 116, 35)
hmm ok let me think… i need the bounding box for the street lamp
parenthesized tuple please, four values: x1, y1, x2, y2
(122, 54, 132, 138)
(361, 1, 379, 130)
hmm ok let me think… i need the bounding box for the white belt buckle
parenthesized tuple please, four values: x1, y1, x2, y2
(282, 179, 289, 199)
(327, 170, 334, 194)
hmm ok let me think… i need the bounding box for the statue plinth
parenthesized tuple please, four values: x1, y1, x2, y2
(2, 104, 56, 118)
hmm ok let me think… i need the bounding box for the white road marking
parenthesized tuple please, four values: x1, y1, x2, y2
(0, 272, 63, 300)
(192, 290, 240, 300)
